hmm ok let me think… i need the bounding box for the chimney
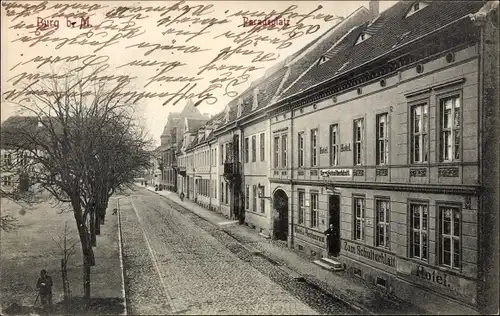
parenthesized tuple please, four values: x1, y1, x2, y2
(369, 0, 379, 20)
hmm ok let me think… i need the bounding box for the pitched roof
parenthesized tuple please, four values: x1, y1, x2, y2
(186, 118, 209, 133)
(215, 7, 371, 128)
(281, 0, 487, 98)
(1, 116, 41, 149)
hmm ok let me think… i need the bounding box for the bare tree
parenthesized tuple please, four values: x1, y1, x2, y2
(1, 65, 152, 300)
(50, 222, 78, 301)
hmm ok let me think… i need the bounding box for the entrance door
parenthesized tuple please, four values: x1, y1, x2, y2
(328, 194, 341, 256)
(273, 189, 289, 241)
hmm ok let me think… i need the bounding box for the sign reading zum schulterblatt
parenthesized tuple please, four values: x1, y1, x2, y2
(320, 169, 352, 177)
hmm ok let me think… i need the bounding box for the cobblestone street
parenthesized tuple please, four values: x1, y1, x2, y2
(119, 188, 357, 315)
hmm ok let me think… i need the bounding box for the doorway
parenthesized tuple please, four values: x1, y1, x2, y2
(328, 194, 341, 256)
(273, 189, 289, 241)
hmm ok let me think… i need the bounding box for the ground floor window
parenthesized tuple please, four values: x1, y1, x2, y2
(298, 191, 305, 224)
(310, 192, 319, 228)
(439, 205, 461, 269)
(410, 202, 429, 261)
(354, 197, 365, 241)
(376, 199, 390, 249)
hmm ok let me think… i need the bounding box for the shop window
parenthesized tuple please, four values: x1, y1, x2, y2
(298, 191, 305, 224)
(410, 104, 428, 163)
(259, 133, 265, 161)
(281, 134, 288, 168)
(409, 203, 429, 261)
(252, 135, 256, 162)
(376, 199, 390, 249)
(439, 205, 461, 269)
(310, 129, 318, 167)
(298, 132, 305, 167)
(330, 124, 339, 166)
(273, 136, 280, 168)
(354, 197, 365, 241)
(439, 95, 461, 162)
(376, 113, 389, 165)
(310, 192, 319, 228)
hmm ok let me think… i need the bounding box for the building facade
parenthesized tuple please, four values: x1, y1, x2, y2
(265, 1, 498, 313)
(156, 1, 498, 313)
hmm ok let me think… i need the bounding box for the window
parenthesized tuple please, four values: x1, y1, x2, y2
(376, 199, 390, 248)
(354, 119, 364, 165)
(259, 133, 265, 161)
(354, 197, 365, 241)
(245, 185, 250, 209)
(298, 133, 304, 167)
(439, 95, 461, 162)
(376, 114, 389, 165)
(220, 145, 224, 164)
(411, 104, 428, 163)
(439, 206, 461, 269)
(310, 129, 318, 167)
(251, 135, 256, 162)
(310, 192, 319, 228)
(410, 203, 428, 261)
(244, 138, 249, 163)
(273, 136, 280, 168)
(3, 153, 12, 166)
(330, 125, 339, 166)
(3, 176, 12, 186)
(260, 186, 265, 213)
(281, 135, 288, 168)
(252, 185, 257, 212)
(225, 181, 229, 204)
(221, 182, 224, 202)
(298, 191, 305, 224)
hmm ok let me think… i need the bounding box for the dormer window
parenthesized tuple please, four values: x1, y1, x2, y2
(224, 105, 230, 122)
(355, 32, 371, 45)
(317, 56, 330, 66)
(405, 2, 429, 18)
(252, 88, 259, 110)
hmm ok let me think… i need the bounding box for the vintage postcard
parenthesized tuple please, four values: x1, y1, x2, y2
(1, 1, 498, 315)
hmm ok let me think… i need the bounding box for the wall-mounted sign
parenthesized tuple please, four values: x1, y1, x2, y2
(343, 240, 396, 268)
(295, 226, 325, 243)
(320, 147, 328, 154)
(272, 127, 289, 133)
(321, 169, 352, 177)
(325, 187, 341, 195)
(340, 144, 351, 152)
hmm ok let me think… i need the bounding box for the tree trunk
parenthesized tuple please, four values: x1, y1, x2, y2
(83, 263, 91, 300)
(61, 259, 68, 301)
(73, 198, 95, 300)
(95, 209, 101, 235)
(90, 211, 96, 247)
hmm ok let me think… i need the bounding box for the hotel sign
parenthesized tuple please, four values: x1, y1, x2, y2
(343, 240, 396, 268)
(321, 169, 352, 178)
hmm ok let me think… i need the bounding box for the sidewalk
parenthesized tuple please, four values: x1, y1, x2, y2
(141, 185, 427, 315)
(0, 197, 125, 315)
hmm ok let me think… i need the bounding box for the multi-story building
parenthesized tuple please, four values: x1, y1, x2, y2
(264, 1, 498, 313)
(158, 100, 209, 192)
(182, 114, 223, 210)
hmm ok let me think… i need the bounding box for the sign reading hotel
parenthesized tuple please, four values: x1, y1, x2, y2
(320, 169, 352, 178)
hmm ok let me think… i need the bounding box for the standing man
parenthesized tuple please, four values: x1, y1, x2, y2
(36, 269, 53, 310)
(324, 223, 338, 256)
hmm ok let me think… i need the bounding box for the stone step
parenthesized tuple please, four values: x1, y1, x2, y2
(217, 220, 239, 228)
(259, 232, 271, 239)
(313, 259, 345, 272)
(320, 257, 344, 269)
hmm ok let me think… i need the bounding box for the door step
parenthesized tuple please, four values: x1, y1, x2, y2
(313, 257, 345, 271)
(218, 220, 239, 228)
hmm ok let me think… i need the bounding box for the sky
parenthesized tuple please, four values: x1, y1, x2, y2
(1, 1, 397, 145)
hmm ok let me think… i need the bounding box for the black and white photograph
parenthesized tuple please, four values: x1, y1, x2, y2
(1, 0, 498, 315)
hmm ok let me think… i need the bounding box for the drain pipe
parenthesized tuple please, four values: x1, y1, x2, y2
(289, 102, 294, 249)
